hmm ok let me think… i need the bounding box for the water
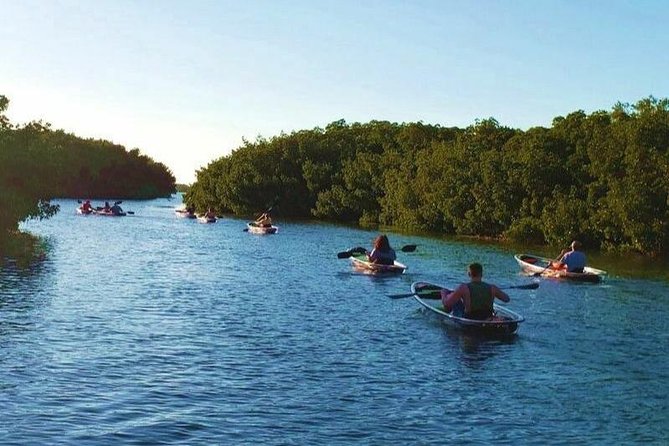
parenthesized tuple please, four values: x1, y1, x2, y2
(2, 197, 668, 445)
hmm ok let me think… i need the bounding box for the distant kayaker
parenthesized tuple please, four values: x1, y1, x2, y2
(204, 208, 216, 219)
(441, 263, 510, 320)
(102, 201, 111, 212)
(255, 212, 272, 227)
(110, 202, 124, 215)
(81, 200, 92, 212)
(551, 240, 586, 273)
(367, 234, 396, 265)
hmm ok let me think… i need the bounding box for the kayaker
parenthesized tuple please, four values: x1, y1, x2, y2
(551, 240, 586, 273)
(110, 202, 124, 215)
(81, 200, 92, 212)
(204, 208, 216, 219)
(255, 212, 272, 227)
(367, 234, 396, 265)
(441, 263, 510, 320)
(102, 201, 111, 212)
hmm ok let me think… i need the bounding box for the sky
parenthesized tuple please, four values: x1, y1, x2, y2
(2, 0, 668, 183)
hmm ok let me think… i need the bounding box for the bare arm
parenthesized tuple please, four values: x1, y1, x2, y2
(491, 285, 510, 303)
(441, 284, 467, 311)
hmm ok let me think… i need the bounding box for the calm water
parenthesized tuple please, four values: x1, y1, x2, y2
(2, 197, 668, 445)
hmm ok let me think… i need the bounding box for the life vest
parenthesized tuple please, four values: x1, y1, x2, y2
(466, 282, 494, 319)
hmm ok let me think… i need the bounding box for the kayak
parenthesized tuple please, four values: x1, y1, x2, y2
(175, 209, 196, 219)
(515, 254, 606, 283)
(198, 216, 217, 223)
(410, 281, 524, 335)
(246, 222, 278, 234)
(76, 207, 93, 215)
(93, 210, 126, 217)
(350, 252, 407, 275)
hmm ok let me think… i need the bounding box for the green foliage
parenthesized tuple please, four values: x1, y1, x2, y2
(188, 97, 669, 256)
(0, 94, 175, 232)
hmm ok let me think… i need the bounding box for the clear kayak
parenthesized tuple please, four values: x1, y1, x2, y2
(350, 252, 407, 275)
(175, 209, 197, 219)
(515, 254, 606, 283)
(410, 281, 525, 335)
(93, 210, 126, 217)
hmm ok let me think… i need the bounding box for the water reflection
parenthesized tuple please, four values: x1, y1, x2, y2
(3, 197, 668, 445)
(0, 231, 49, 271)
(436, 322, 518, 367)
(0, 232, 53, 334)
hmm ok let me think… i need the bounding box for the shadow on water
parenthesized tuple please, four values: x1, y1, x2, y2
(414, 306, 520, 367)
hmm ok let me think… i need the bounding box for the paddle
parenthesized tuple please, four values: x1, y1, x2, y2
(532, 252, 564, 276)
(387, 282, 539, 299)
(336, 244, 418, 259)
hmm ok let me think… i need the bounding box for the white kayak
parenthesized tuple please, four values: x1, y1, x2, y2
(246, 222, 278, 234)
(515, 254, 606, 283)
(175, 209, 196, 219)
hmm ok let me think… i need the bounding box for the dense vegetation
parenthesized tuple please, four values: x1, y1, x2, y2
(187, 97, 669, 256)
(0, 95, 175, 233)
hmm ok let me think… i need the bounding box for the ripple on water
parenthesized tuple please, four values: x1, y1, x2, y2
(1, 198, 668, 444)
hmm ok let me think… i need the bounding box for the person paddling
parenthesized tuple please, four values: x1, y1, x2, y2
(110, 202, 124, 216)
(550, 240, 587, 273)
(204, 208, 216, 219)
(367, 234, 396, 265)
(81, 200, 92, 213)
(441, 263, 510, 320)
(255, 212, 272, 227)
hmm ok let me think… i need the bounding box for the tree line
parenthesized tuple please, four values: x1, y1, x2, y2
(0, 95, 175, 233)
(186, 97, 669, 256)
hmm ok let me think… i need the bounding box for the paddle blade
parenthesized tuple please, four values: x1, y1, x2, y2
(337, 251, 352, 259)
(388, 290, 442, 299)
(337, 246, 366, 259)
(512, 282, 539, 290)
(400, 244, 417, 252)
(501, 282, 540, 290)
(126, 211, 135, 215)
(387, 293, 415, 299)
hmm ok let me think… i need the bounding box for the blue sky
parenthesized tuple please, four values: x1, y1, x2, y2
(2, 0, 668, 183)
